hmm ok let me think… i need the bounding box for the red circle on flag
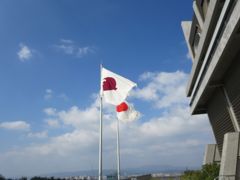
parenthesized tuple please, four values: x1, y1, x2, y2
(116, 102, 128, 112)
(103, 77, 117, 91)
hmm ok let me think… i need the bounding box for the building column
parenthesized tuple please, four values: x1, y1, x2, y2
(219, 132, 240, 180)
(193, 0, 204, 29)
(203, 144, 221, 165)
(181, 21, 195, 62)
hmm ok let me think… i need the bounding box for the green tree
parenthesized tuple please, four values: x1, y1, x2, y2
(200, 163, 220, 180)
(0, 174, 5, 180)
(19, 177, 27, 180)
(181, 170, 201, 180)
(181, 163, 220, 180)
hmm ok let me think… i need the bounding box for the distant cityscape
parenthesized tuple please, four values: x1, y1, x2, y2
(0, 172, 182, 180)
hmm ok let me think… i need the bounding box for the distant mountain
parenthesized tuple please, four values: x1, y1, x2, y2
(121, 165, 191, 175)
(41, 169, 115, 178)
(40, 165, 200, 178)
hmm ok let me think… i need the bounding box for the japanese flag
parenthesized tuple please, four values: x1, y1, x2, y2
(101, 67, 136, 105)
(116, 101, 140, 122)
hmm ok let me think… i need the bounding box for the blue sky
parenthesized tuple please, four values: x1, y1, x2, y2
(0, 0, 215, 177)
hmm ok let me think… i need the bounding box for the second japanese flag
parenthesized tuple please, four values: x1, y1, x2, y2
(116, 101, 140, 122)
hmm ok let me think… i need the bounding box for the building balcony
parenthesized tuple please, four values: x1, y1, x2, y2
(185, 0, 225, 97)
(189, 0, 240, 114)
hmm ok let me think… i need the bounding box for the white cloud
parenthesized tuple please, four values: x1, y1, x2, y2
(54, 39, 94, 58)
(0, 121, 30, 131)
(47, 105, 99, 129)
(58, 93, 69, 101)
(56, 44, 75, 55)
(44, 89, 53, 100)
(138, 107, 208, 137)
(45, 118, 60, 128)
(44, 107, 57, 116)
(76, 47, 94, 58)
(28, 131, 48, 139)
(17, 43, 33, 62)
(26, 130, 98, 156)
(132, 86, 158, 101)
(139, 72, 156, 81)
(60, 39, 74, 44)
(0, 71, 214, 177)
(132, 71, 188, 108)
(44, 89, 70, 101)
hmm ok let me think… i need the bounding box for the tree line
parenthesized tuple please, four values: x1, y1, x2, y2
(181, 163, 220, 180)
(0, 175, 69, 180)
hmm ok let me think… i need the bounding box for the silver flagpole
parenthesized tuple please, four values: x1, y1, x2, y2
(116, 117, 121, 180)
(99, 64, 103, 180)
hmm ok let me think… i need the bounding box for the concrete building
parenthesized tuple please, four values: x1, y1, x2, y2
(182, 0, 240, 179)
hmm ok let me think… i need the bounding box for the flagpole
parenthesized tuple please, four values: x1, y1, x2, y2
(116, 117, 121, 180)
(99, 64, 103, 180)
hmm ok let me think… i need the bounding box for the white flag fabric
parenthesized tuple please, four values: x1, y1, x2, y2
(116, 101, 140, 122)
(101, 67, 137, 105)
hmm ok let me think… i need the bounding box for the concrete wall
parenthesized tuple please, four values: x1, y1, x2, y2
(182, 0, 240, 179)
(190, 0, 240, 114)
(224, 52, 240, 127)
(207, 89, 235, 154)
(185, 0, 224, 97)
(219, 132, 240, 180)
(203, 144, 221, 164)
